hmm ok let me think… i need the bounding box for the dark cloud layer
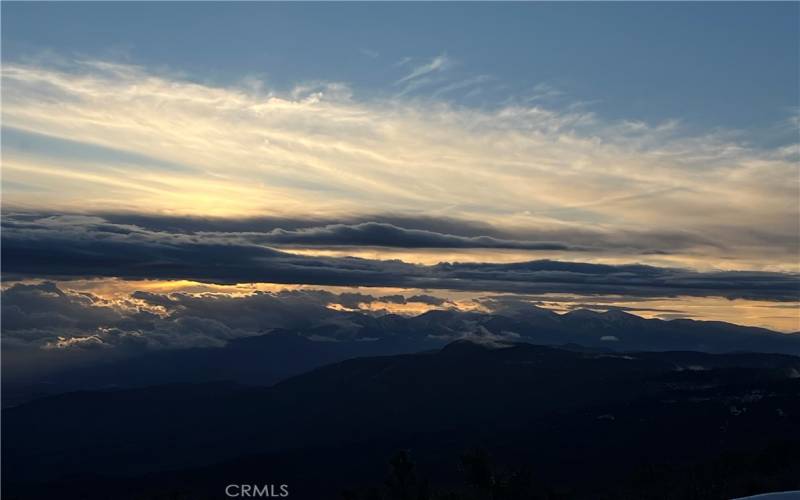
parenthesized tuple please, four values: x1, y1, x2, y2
(99, 212, 504, 239)
(85, 212, 785, 255)
(254, 222, 582, 250)
(2, 214, 799, 301)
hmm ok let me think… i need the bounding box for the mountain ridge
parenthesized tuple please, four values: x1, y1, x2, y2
(3, 307, 799, 407)
(4, 339, 799, 498)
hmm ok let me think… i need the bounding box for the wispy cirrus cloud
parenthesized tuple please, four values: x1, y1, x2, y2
(524, 82, 564, 103)
(396, 53, 452, 84)
(431, 74, 494, 98)
(1, 58, 798, 270)
(359, 48, 379, 59)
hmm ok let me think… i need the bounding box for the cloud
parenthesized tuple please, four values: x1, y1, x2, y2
(328, 292, 448, 309)
(396, 54, 451, 84)
(563, 304, 686, 314)
(432, 74, 494, 98)
(96, 212, 504, 238)
(407, 294, 448, 306)
(1, 281, 145, 351)
(335, 292, 378, 309)
(2, 56, 800, 270)
(255, 222, 584, 250)
(0, 279, 460, 358)
(1, 59, 797, 271)
(1, 281, 124, 334)
(394, 54, 454, 96)
(524, 82, 564, 103)
(359, 48, 379, 59)
(2, 278, 797, 387)
(2, 214, 798, 302)
(0, 282, 334, 351)
(63, 212, 796, 266)
(656, 313, 692, 321)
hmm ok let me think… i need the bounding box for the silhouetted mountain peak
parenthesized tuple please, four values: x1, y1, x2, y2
(7, 303, 800, 408)
(416, 309, 461, 321)
(565, 308, 640, 321)
(602, 309, 639, 320)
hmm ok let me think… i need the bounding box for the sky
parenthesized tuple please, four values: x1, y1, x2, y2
(1, 2, 799, 344)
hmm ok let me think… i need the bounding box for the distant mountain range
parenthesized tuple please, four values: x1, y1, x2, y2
(4, 340, 800, 499)
(4, 307, 799, 407)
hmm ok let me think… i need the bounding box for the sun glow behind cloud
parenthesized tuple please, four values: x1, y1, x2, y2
(1, 57, 799, 336)
(1, 59, 798, 271)
(4, 278, 798, 333)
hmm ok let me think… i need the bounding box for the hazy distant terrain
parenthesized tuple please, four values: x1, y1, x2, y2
(4, 306, 800, 407)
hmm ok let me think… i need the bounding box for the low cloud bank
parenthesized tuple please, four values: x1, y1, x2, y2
(3, 214, 799, 302)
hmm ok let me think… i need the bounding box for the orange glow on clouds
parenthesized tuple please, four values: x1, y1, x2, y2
(8, 278, 797, 333)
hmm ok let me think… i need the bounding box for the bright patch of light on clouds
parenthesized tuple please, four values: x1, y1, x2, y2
(1, 59, 798, 270)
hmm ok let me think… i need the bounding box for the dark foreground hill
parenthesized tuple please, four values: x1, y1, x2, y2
(4, 341, 800, 499)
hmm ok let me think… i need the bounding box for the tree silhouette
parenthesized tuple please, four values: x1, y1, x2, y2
(341, 489, 360, 500)
(461, 448, 495, 499)
(386, 450, 417, 500)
